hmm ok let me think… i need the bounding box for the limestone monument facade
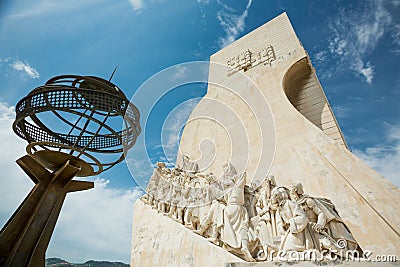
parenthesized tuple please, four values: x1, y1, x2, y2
(131, 13, 400, 266)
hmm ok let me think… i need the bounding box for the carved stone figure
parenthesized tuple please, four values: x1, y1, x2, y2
(254, 175, 278, 254)
(180, 155, 199, 174)
(220, 164, 256, 262)
(289, 182, 360, 252)
(244, 185, 257, 219)
(157, 178, 170, 213)
(271, 187, 319, 253)
(141, 168, 160, 206)
(156, 162, 171, 178)
(168, 181, 183, 223)
(184, 186, 202, 229)
(194, 177, 228, 244)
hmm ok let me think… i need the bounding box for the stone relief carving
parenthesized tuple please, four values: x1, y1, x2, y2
(289, 182, 362, 256)
(227, 45, 276, 76)
(141, 156, 362, 262)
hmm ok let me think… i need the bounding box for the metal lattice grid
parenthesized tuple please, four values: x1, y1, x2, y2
(13, 75, 141, 176)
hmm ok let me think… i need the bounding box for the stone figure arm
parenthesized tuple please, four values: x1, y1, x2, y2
(287, 201, 309, 234)
(214, 186, 227, 202)
(275, 210, 286, 235)
(306, 198, 326, 232)
(182, 185, 189, 196)
(255, 197, 263, 214)
(261, 192, 270, 215)
(170, 186, 177, 199)
(256, 191, 270, 219)
(235, 172, 246, 188)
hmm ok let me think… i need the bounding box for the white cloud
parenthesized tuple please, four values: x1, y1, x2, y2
(0, 102, 32, 225)
(3, 0, 143, 20)
(353, 122, 400, 188)
(392, 0, 400, 6)
(48, 179, 142, 263)
(216, 0, 253, 48)
(128, 0, 144, 11)
(354, 60, 374, 84)
(169, 65, 188, 81)
(0, 58, 10, 63)
(0, 101, 142, 263)
(4, 0, 100, 20)
(315, 0, 394, 84)
(332, 106, 349, 119)
(313, 50, 327, 62)
(11, 60, 40, 79)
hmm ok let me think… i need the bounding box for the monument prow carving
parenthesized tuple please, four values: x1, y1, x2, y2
(131, 12, 400, 266)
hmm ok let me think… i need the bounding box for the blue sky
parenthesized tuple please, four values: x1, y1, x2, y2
(0, 0, 399, 263)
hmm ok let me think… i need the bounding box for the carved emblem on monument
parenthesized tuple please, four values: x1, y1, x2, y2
(227, 46, 276, 76)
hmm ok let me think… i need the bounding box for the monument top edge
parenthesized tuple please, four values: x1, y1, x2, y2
(210, 12, 295, 59)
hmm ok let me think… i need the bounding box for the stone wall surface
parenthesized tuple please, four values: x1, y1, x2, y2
(131, 200, 244, 267)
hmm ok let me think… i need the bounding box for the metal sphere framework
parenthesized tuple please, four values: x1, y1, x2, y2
(13, 75, 141, 176)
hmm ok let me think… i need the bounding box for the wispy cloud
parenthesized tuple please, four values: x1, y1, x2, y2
(11, 60, 40, 79)
(169, 65, 188, 81)
(216, 0, 253, 48)
(391, 23, 400, 54)
(125, 157, 154, 181)
(0, 57, 39, 79)
(313, 0, 396, 84)
(353, 122, 400, 188)
(0, 101, 142, 263)
(4, 0, 101, 20)
(4, 0, 143, 20)
(128, 0, 144, 11)
(332, 106, 349, 119)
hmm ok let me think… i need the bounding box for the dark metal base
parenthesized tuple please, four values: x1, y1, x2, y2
(0, 155, 93, 267)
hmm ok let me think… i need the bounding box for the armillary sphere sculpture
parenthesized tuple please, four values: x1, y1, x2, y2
(0, 75, 140, 267)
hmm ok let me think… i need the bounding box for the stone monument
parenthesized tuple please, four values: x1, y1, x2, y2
(131, 13, 400, 266)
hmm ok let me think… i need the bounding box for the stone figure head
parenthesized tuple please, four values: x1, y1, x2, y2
(156, 162, 166, 170)
(222, 176, 235, 189)
(271, 186, 290, 207)
(205, 173, 216, 184)
(172, 168, 181, 176)
(222, 162, 237, 178)
(289, 182, 304, 201)
(266, 175, 276, 186)
(260, 174, 276, 189)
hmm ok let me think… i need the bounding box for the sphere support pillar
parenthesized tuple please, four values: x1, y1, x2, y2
(0, 155, 94, 267)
